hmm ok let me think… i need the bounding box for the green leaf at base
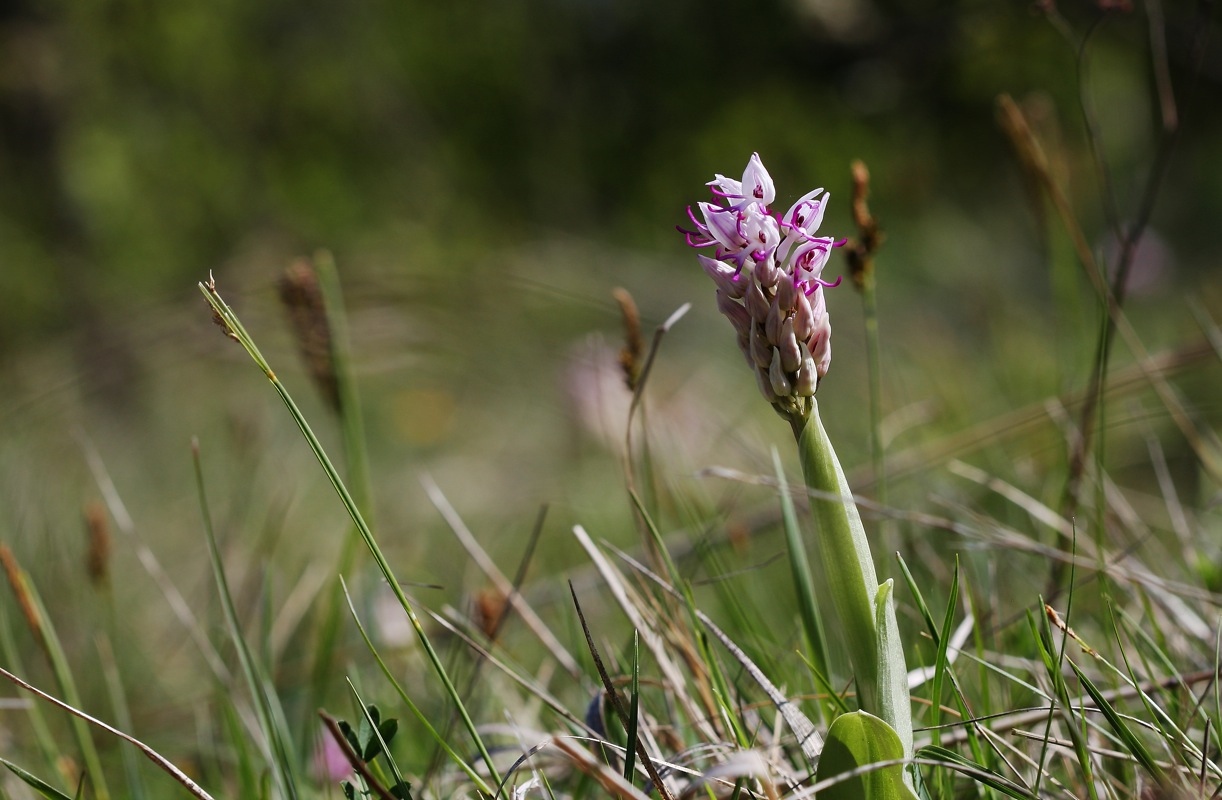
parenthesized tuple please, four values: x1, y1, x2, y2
(814, 711, 917, 800)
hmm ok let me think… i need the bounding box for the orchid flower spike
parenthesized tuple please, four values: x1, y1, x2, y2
(679, 153, 844, 421)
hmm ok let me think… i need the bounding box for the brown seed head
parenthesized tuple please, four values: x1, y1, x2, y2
(846, 159, 883, 291)
(278, 259, 340, 412)
(473, 587, 508, 640)
(0, 545, 43, 643)
(612, 288, 643, 392)
(84, 501, 111, 587)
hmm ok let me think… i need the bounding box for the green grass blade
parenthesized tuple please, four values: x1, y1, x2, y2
(851, 207, 892, 556)
(0, 665, 215, 799)
(929, 558, 960, 748)
(1065, 657, 1168, 785)
(199, 278, 501, 787)
(1030, 606, 1099, 800)
(625, 489, 752, 750)
(0, 756, 76, 800)
(0, 549, 110, 800)
(895, 556, 995, 797)
(306, 251, 375, 732)
(1111, 605, 1213, 773)
(96, 634, 147, 800)
(191, 440, 299, 800)
(219, 699, 259, 799)
(622, 630, 640, 785)
(795, 649, 851, 716)
(1215, 619, 1222, 781)
(569, 583, 676, 800)
(918, 747, 1034, 799)
(611, 542, 825, 762)
(0, 602, 63, 789)
(339, 578, 494, 794)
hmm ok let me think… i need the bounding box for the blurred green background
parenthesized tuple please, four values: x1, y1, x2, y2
(1, 0, 1221, 785)
(5, 0, 1220, 346)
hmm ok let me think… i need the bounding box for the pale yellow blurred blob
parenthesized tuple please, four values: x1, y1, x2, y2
(391, 387, 455, 446)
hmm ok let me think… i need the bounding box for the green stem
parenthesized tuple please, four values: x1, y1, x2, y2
(305, 251, 373, 741)
(198, 281, 502, 788)
(860, 269, 890, 541)
(794, 401, 912, 764)
(771, 448, 833, 727)
(193, 441, 300, 800)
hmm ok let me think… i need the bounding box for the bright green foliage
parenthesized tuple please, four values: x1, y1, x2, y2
(337, 705, 399, 765)
(334, 704, 413, 800)
(814, 711, 916, 800)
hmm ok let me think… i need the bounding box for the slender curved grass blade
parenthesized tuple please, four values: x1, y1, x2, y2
(0, 665, 215, 800)
(918, 747, 1034, 799)
(569, 582, 676, 800)
(192, 440, 299, 800)
(1066, 658, 1168, 785)
(219, 698, 259, 799)
(0, 756, 76, 800)
(623, 630, 641, 784)
(896, 555, 990, 796)
(0, 603, 63, 788)
(611, 542, 826, 762)
(199, 280, 500, 786)
(931, 559, 960, 748)
(306, 251, 374, 737)
(1030, 607, 1098, 800)
(0, 549, 111, 800)
(339, 578, 493, 795)
(97, 634, 147, 800)
(624, 490, 751, 749)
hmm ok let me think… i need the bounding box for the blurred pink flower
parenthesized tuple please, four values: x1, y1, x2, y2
(312, 729, 354, 783)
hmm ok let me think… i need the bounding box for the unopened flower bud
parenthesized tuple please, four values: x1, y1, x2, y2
(806, 288, 833, 377)
(810, 320, 832, 377)
(750, 323, 773, 368)
(753, 256, 781, 291)
(736, 330, 752, 365)
(776, 276, 798, 315)
(756, 369, 779, 403)
(745, 277, 771, 322)
(794, 342, 817, 396)
(794, 291, 816, 341)
(716, 291, 751, 337)
(778, 316, 801, 373)
(699, 255, 748, 299)
(765, 297, 785, 346)
(769, 350, 792, 397)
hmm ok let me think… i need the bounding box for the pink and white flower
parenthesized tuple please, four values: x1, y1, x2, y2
(678, 153, 845, 412)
